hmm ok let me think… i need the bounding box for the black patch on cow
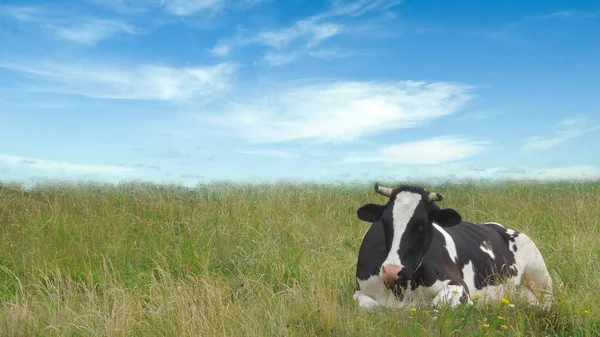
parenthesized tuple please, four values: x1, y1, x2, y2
(355, 220, 388, 283)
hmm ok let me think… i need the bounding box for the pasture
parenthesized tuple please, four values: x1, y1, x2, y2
(0, 180, 599, 336)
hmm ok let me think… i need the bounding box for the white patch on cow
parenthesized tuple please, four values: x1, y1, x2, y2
(380, 191, 422, 269)
(509, 231, 553, 309)
(353, 275, 406, 310)
(485, 221, 505, 228)
(480, 241, 495, 259)
(433, 223, 458, 263)
(419, 279, 466, 308)
(462, 260, 476, 294)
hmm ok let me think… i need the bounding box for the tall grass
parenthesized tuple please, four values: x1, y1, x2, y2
(0, 180, 599, 336)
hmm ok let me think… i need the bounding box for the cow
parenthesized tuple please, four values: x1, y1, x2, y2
(352, 183, 553, 310)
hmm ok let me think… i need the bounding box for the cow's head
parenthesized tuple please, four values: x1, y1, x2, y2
(356, 183, 462, 282)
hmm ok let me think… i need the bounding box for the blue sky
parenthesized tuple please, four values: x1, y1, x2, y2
(1, 0, 599, 186)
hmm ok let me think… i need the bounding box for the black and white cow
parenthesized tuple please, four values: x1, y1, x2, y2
(353, 183, 553, 310)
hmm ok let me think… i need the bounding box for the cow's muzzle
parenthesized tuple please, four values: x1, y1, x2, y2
(380, 264, 403, 282)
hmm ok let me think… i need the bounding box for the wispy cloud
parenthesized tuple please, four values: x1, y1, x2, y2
(0, 60, 237, 101)
(211, 0, 402, 65)
(467, 9, 599, 45)
(344, 136, 489, 165)
(455, 107, 504, 121)
(161, 0, 224, 16)
(0, 6, 39, 21)
(47, 19, 137, 45)
(235, 149, 299, 159)
(203, 80, 473, 143)
(378, 163, 599, 181)
(209, 42, 231, 56)
(0, 154, 134, 175)
(534, 10, 599, 21)
(1, 6, 137, 44)
(87, 0, 225, 16)
(153, 147, 190, 159)
(523, 116, 598, 152)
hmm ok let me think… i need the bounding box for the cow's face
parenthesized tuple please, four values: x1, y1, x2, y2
(356, 184, 462, 282)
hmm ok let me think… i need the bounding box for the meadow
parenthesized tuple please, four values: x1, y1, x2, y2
(0, 179, 599, 336)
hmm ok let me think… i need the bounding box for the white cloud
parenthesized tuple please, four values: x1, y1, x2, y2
(87, 0, 224, 15)
(263, 52, 300, 66)
(0, 60, 237, 101)
(0, 6, 40, 21)
(204, 80, 473, 143)
(326, 0, 402, 18)
(307, 49, 348, 60)
(523, 116, 598, 152)
(0, 154, 134, 175)
(536, 10, 599, 21)
(209, 42, 231, 56)
(160, 0, 224, 16)
(464, 165, 599, 180)
(87, 0, 150, 14)
(344, 136, 489, 165)
(248, 19, 344, 65)
(529, 165, 599, 179)
(375, 163, 599, 182)
(1, 6, 136, 44)
(208, 0, 399, 65)
(46, 19, 137, 45)
(235, 149, 299, 158)
(255, 20, 343, 48)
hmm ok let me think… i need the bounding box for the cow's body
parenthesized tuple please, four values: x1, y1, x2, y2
(352, 184, 553, 310)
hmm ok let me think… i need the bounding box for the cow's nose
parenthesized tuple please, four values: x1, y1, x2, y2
(380, 264, 403, 281)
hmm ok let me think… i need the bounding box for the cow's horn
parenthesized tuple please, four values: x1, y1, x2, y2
(374, 183, 393, 197)
(428, 192, 444, 202)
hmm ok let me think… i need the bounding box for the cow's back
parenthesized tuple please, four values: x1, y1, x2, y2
(440, 221, 520, 290)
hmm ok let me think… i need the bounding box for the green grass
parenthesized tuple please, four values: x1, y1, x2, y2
(0, 179, 599, 336)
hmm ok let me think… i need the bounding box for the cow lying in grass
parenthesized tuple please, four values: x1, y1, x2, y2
(353, 184, 553, 310)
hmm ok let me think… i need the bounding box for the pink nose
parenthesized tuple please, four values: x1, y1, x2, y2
(380, 264, 403, 281)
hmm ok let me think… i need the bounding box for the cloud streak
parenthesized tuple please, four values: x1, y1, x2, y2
(47, 19, 137, 45)
(161, 0, 224, 16)
(210, 0, 402, 65)
(205, 80, 473, 143)
(523, 116, 598, 152)
(344, 136, 489, 165)
(87, 0, 224, 16)
(235, 149, 299, 158)
(407, 164, 599, 181)
(0, 60, 237, 101)
(0, 154, 134, 175)
(1, 5, 137, 44)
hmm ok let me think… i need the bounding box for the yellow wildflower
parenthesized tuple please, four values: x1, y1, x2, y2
(583, 310, 590, 315)
(452, 289, 459, 294)
(481, 323, 490, 328)
(471, 293, 483, 301)
(501, 297, 510, 305)
(497, 316, 504, 320)
(410, 308, 417, 312)
(501, 325, 508, 330)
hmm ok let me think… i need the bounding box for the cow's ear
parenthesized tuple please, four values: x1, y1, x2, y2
(357, 203, 385, 223)
(431, 208, 462, 227)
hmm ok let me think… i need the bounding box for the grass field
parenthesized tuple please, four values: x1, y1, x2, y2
(0, 179, 599, 336)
